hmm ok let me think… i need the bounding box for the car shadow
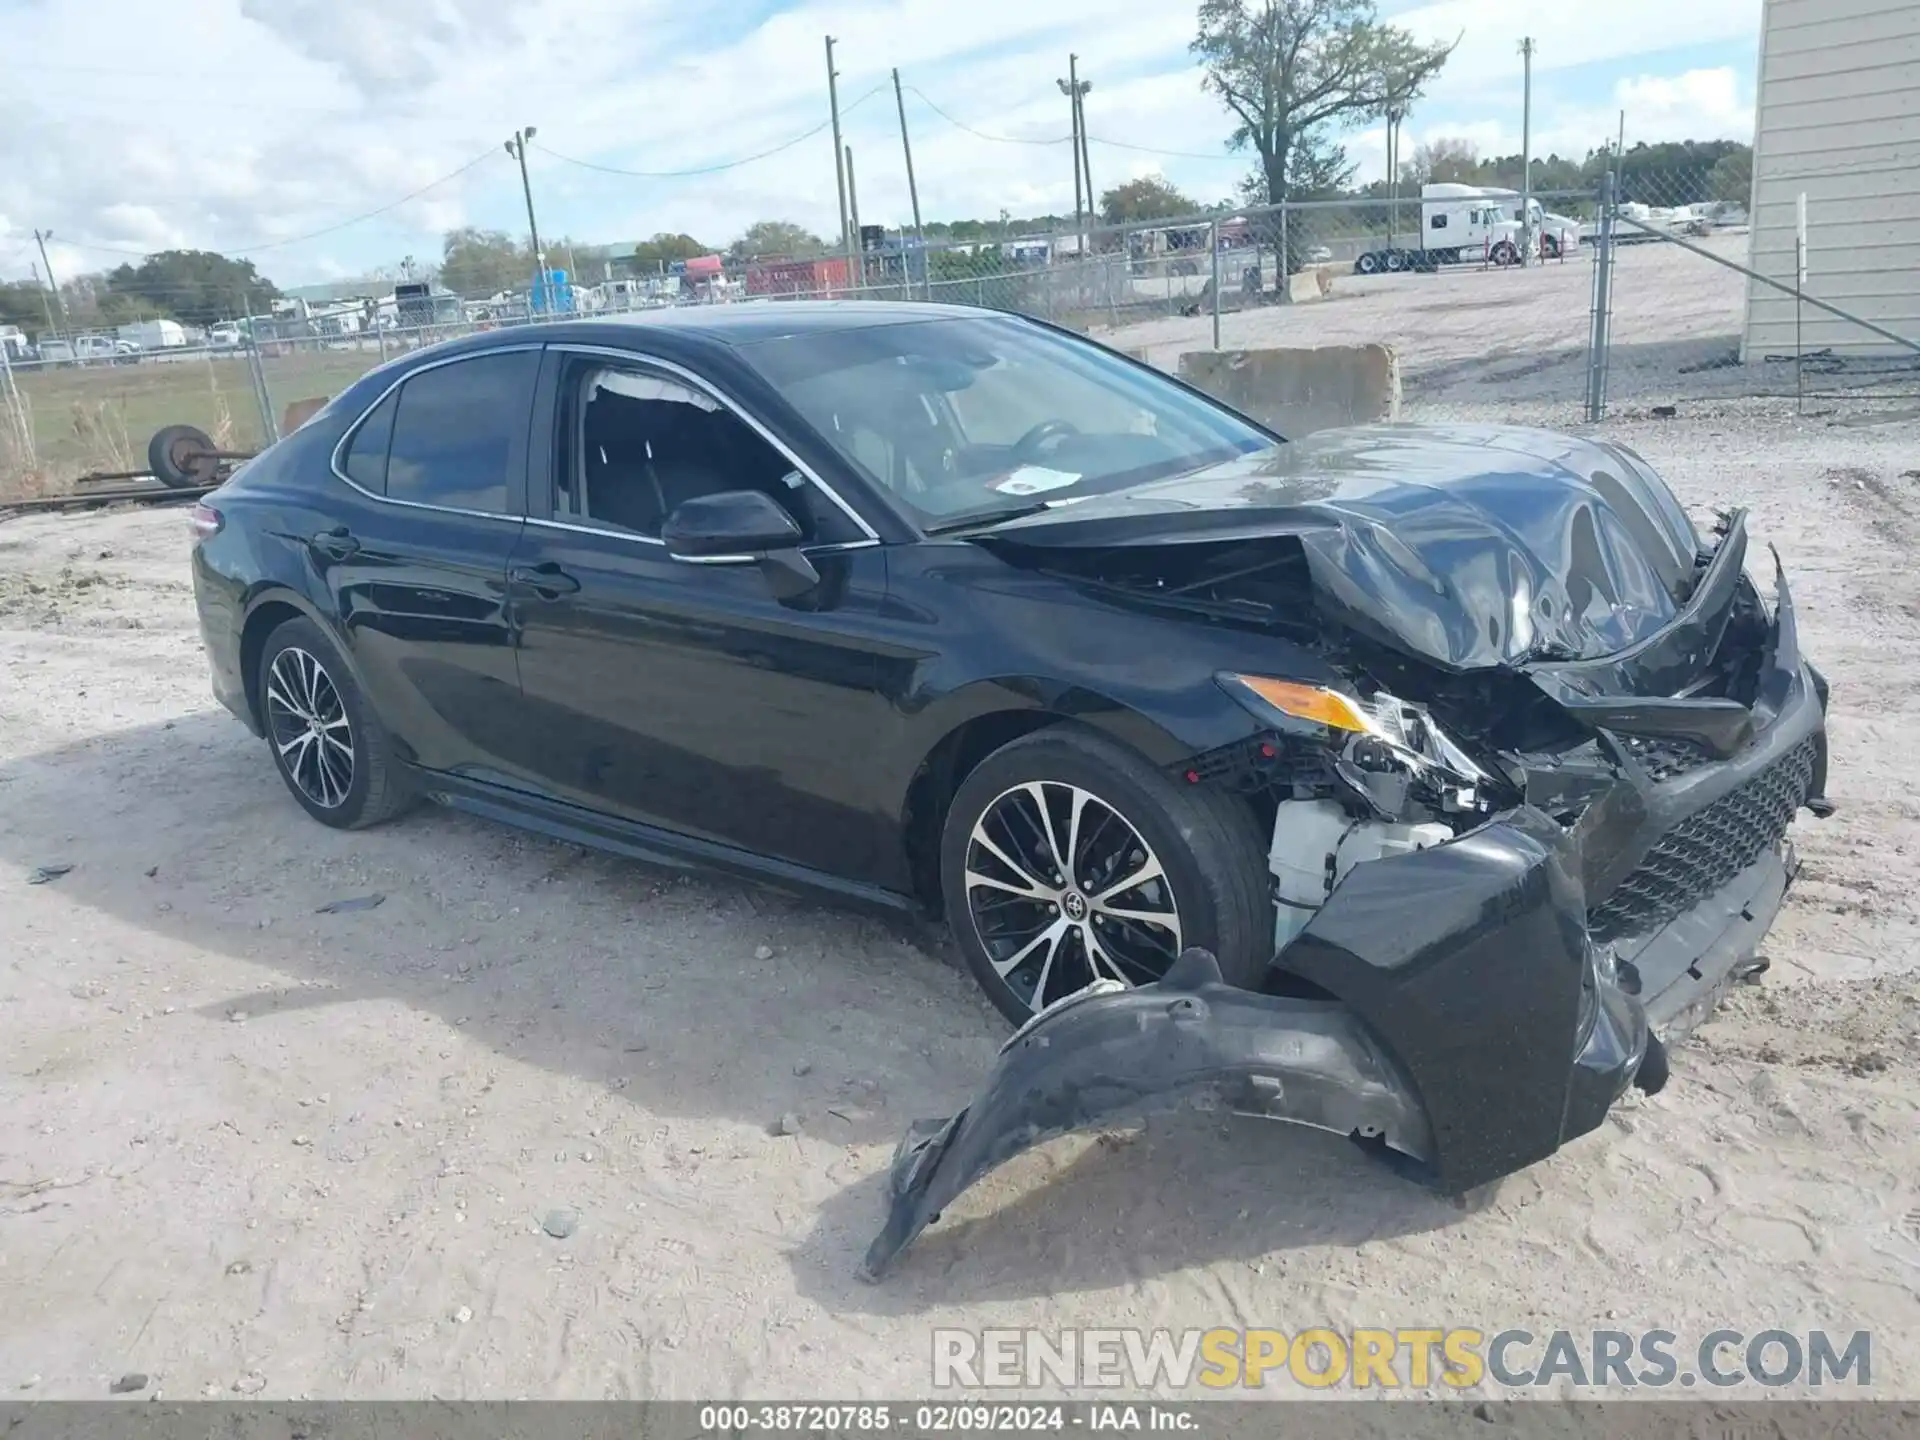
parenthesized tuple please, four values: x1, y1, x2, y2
(1, 708, 1473, 1298)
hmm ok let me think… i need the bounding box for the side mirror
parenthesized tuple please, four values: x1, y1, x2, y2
(660, 489, 820, 601)
(661, 490, 803, 559)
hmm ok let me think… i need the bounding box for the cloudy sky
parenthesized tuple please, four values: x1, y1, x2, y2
(0, 0, 1762, 287)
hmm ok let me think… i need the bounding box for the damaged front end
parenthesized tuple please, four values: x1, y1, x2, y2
(868, 433, 1833, 1278)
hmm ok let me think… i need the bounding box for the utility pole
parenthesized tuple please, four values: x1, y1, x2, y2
(1058, 61, 1083, 255)
(1076, 79, 1095, 254)
(1383, 100, 1407, 251)
(1519, 38, 1536, 265)
(504, 128, 544, 310)
(825, 37, 856, 284)
(845, 145, 864, 289)
(32, 231, 67, 334)
(1057, 58, 1093, 258)
(892, 68, 927, 297)
(28, 263, 58, 337)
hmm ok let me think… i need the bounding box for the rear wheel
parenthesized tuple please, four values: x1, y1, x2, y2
(1384, 250, 1407, 272)
(940, 727, 1271, 1023)
(1355, 252, 1381, 275)
(255, 616, 414, 830)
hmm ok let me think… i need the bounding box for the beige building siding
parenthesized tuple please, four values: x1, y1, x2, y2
(1741, 0, 1920, 359)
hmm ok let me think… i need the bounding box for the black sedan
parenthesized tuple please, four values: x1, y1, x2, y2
(189, 303, 1830, 1268)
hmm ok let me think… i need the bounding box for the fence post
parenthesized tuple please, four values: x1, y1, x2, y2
(1278, 203, 1290, 302)
(246, 337, 279, 444)
(1584, 172, 1616, 424)
(1209, 218, 1222, 350)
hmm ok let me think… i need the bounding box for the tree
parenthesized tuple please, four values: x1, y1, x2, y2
(438, 228, 531, 297)
(0, 280, 53, 338)
(727, 220, 827, 262)
(1707, 148, 1753, 206)
(102, 250, 280, 328)
(1194, 0, 1453, 219)
(1613, 139, 1750, 207)
(1403, 136, 1479, 186)
(632, 232, 709, 268)
(1100, 176, 1201, 225)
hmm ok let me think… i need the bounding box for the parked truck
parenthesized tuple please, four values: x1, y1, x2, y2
(116, 318, 188, 351)
(1355, 183, 1547, 274)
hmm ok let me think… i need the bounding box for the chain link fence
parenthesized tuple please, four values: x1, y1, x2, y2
(1593, 167, 1920, 418)
(6, 167, 1914, 501)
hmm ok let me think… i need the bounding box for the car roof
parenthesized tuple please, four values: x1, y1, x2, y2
(464, 300, 1005, 351)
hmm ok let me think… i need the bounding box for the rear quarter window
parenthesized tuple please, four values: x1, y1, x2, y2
(381, 350, 539, 513)
(340, 390, 397, 493)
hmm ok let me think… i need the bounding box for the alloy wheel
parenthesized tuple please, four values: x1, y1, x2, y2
(964, 780, 1184, 1013)
(264, 646, 355, 809)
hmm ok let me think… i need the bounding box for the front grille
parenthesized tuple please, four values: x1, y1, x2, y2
(1589, 735, 1818, 942)
(1615, 732, 1715, 782)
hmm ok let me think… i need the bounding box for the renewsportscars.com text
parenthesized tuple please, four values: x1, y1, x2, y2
(932, 1327, 1872, 1392)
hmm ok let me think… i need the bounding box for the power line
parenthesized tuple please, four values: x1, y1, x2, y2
(532, 83, 888, 179)
(903, 85, 1236, 161)
(904, 86, 1068, 146)
(52, 148, 502, 259)
(1084, 133, 1239, 161)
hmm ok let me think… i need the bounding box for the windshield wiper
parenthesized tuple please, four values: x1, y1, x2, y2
(921, 503, 1060, 536)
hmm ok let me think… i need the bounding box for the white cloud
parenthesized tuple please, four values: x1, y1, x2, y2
(1, 0, 1761, 286)
(1357, 65, 1754, 185)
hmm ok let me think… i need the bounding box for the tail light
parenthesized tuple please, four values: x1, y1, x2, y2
(189, 502, 224, 541)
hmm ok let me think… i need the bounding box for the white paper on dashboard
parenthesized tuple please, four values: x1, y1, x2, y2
(993, 466, 1081, 496)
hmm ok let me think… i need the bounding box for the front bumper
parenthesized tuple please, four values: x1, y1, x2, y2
(864, 571, 1829, 1279)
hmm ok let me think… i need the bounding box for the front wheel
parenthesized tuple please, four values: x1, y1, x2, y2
(940, 727, 1272, 1022)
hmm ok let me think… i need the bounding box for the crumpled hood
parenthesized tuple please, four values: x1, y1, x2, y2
(972, 424, 1706, 671)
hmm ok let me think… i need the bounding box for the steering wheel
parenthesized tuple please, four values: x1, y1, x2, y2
(1010, 418, 1080, 461)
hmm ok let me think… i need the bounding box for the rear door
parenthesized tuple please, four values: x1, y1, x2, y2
(318, 346, 541, 783)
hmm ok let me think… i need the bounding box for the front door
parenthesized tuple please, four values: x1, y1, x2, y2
(503, 348, 904, 888)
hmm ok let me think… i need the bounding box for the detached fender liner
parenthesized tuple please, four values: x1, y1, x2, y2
(860, 949, 1433, 1281)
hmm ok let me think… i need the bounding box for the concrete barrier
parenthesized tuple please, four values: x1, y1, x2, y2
(1288, 265, 1336, 303)
(1177, 344, 1400, 437)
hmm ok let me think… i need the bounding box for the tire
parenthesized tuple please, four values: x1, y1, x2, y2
(939, 726, 1272, 1023)
(1355, 252, 1380, 275)
(1542, 235, 1561, 259)
(1490, 241, 1518, 267)
(148, 424, 217, 489)
(254, 616, 414, 830)
(1384, 250, 1406, 272)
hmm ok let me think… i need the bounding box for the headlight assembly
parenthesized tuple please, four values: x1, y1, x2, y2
(1217, 672, 1492, 820)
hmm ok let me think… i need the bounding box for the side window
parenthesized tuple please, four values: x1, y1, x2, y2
(1430, 213, 1448, 231)
(384, 350, 539, 514)
(340, 389, 396, 492)
(563, 363, 862, 544)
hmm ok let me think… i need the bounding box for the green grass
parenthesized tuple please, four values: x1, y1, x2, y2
(7, 349, 386, 482)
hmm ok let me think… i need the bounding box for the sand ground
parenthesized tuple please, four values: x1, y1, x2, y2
(2, 400, 1916, 1403)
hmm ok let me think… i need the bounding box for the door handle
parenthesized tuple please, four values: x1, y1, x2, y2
(311, 526, 359, 560)
(510, 563, 581, 598)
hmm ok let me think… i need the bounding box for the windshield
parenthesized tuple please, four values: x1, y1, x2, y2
(739, 315, 1278, 527)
